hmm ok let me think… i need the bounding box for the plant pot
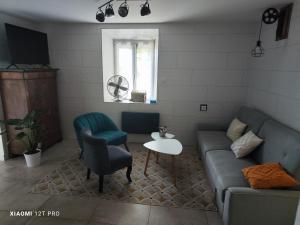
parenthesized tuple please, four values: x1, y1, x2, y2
(24, 150, 41, 167)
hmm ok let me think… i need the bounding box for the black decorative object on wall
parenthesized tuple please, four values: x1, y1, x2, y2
(276, 3, 293, 41)
(96, 0, 151, 22)
(251, 4, 293, 57)
(262, 8, 279, 24)
(251, 8, 279, 57)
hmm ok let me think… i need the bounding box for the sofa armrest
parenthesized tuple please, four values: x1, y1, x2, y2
(197, 123, 227, 131)
(223, 187, 300, 225)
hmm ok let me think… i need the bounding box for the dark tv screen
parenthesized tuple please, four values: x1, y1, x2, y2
(5, 23, 50, 65)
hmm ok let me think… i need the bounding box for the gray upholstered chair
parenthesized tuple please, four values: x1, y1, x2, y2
(81, 129, 132, 193)
(74, 113, 129, 159)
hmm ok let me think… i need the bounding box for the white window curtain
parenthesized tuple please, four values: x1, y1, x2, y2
(114, 40, 155, 101)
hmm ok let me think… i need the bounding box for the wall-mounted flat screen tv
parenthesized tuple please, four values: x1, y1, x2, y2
(5, 23, 50, 65)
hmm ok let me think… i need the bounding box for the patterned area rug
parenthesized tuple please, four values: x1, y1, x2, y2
(31, 146, 216, 210)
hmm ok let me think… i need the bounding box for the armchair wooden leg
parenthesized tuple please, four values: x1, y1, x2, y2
(99, 175, 104, 193)
(172, 156, 176, 187)
(126, 165, 132, 183)
(124, 143, 130, 152)
(87, 168, 91, 180)
(144, 150, 151, 176)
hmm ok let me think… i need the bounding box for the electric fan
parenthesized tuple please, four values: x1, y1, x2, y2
(107, 75, 129, 102)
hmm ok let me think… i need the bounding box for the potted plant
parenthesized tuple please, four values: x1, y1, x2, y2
(0, 110, 43, 167)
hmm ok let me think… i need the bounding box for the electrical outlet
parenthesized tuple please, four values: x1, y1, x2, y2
(200, 104, 208, 112)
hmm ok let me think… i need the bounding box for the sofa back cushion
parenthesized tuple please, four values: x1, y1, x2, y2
(252, 120, 300, 180)
(237, 106, 270, 134)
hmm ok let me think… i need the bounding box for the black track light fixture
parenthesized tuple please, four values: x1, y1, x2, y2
(96, 8, 105, 22)
(96, 0, 151, 23)
(105, 2, 115, 17)
(140, 0, 151, 16)
(118, 0, 129, 17)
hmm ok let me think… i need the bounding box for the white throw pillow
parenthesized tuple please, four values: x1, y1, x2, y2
(226, 118, 247, 141)
(231, 131, 263, 158)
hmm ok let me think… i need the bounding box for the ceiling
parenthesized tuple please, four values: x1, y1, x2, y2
(0, 0, 292, 23)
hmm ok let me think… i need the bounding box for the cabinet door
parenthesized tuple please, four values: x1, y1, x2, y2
(0, 77, 29, 155)
(25, 72, 62, 149)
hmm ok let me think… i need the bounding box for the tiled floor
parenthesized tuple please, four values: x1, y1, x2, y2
(0, 141, 223, 225)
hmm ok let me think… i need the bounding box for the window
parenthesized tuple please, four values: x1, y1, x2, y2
(114, 40, 156, 101)
(102, 29, 158, 103)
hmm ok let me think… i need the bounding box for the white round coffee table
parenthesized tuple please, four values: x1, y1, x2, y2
(143, 139, 183, 186)
(151, 132, 175, 168)
(151, 132, 175, 140)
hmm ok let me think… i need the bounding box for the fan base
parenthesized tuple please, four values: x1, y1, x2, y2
(114, 98, 122, 102)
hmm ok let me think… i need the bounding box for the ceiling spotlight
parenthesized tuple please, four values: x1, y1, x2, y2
(96, 9, 105, 22)
(105, 3, 115, 17)
(118, 0, 129, 17)
(141, 0, 151, 16)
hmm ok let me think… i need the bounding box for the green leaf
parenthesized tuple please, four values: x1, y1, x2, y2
(4, 119, 23, 126)
(24, 110, 42, 121)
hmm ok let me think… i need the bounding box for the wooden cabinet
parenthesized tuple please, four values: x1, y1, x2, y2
(0, 69, 62, 156)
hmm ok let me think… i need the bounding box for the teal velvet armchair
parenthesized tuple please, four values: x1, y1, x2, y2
(73, 112, 129, 158)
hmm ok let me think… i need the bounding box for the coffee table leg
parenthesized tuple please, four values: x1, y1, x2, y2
(156, 152, 159, 163)
(144, 150, 151, 176)
(172, 155, 176, 187)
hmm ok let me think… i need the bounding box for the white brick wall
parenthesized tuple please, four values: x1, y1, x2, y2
(1, 5, 299, 149)
(247, 0, 300, 131)
(44, 22, 255, 145)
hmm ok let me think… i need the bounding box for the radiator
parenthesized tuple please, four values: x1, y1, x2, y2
(121, 112, 160, 134)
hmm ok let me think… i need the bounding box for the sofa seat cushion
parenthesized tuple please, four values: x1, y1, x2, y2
(108, 145, 132, 172)
(197, 131, 232, 159)
(94, 131, 127, 146)
(206, 150, 256, 202)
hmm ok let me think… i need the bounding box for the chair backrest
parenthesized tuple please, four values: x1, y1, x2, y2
(81, 128, 111, 175)
(73, 112, 118, 149)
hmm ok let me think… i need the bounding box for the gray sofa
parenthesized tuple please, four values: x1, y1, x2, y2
(197, 106, 300, 225)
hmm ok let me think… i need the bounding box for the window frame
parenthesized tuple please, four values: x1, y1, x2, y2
(113, 39, 156, 101)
